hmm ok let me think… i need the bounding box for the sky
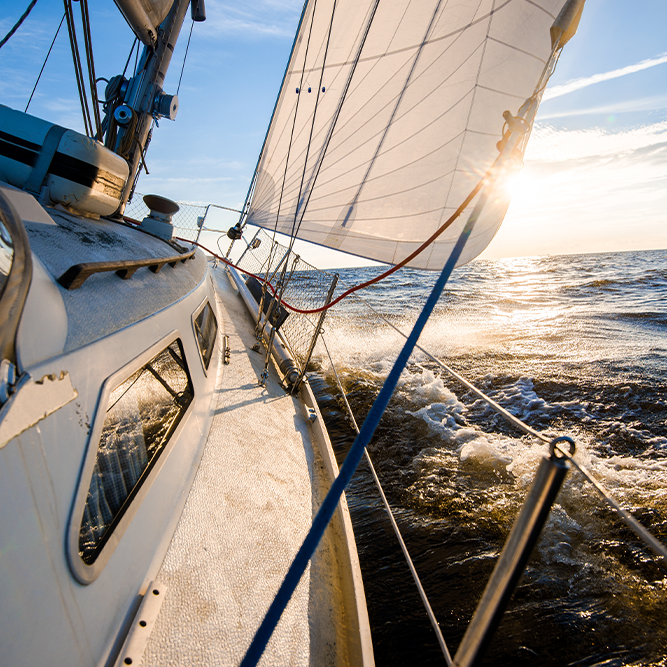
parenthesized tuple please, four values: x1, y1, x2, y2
(0, 0, 665, 267)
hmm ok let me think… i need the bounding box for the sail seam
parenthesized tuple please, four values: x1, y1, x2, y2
(431, 0, 496, 266)
(285, 0, 514, 73)
(487, 34, 549, 63)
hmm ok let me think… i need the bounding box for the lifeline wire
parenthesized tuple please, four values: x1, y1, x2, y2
(239, 153, 496, 667)
(174, 152, 500, 316)
(350, 293, 667, 570)
(261, 0, 340, 385)
(554, 445, 667, 565)
(321, 335, 453, 666)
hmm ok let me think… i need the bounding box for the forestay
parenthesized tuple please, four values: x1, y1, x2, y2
(245, 0, 567, 270)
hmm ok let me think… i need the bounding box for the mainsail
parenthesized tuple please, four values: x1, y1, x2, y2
(245, 0, 571, 270)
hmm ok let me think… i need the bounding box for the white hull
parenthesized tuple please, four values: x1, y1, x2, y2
(0, 182, 372, 666)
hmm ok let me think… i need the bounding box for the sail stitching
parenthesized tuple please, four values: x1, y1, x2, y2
(274, 0, 383, 239)
(287, 0, 340, 244)
(256, 0, 506, 231)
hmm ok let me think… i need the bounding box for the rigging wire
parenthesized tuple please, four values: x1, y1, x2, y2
(121, 37, 138, 78)
(63, 0, 93, 136)
(321, 334, 454, 666)
(240, 154, 497, 667)
(233, 0, 314, 235)
(351, 292, 667, 568)
(176, 151, 501, 315)
(0, 0, 38, 49)
(276, 0, 382, 241)
(257, 0, 324, 383)
(79, 0, 102, 138)
(25, 12, 66, 112)
(554, 445, 667, 566)
(176, 20, 194, 95)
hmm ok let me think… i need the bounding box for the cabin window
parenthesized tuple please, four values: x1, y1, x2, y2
(78, 339, 193, 564)
(193, 301, 217, 370)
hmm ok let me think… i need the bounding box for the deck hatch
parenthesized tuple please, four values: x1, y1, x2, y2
(193, 300, 217, 371)
(78, 339, 193, 565)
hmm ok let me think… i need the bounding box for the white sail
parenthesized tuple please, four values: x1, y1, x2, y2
(114, 0, 173, 45)
(245, 0, 569, 269)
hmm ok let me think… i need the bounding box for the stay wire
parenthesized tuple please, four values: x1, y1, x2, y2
(269, 0, 318, 246)
(321, 334, 453, 666)
(176, 19, 194, 95)
(25, 12, 65, 112)
(79, 0, 102, 138)
(258, 0, 322, 378)
(64, 0, 93, 136)
(285, 0, 382, 238)
(286, 0, 339, 246)
(121, 38, 138, 78)
(354, 294, 549, 444)
(235, 0, 312, 233)
(261, 0, 340, 380)
(0, 0, 38, 49)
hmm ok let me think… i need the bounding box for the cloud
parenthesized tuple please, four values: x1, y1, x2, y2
(543, 53, 667, 101)
(526, 121, 667, 161)
(200, 0, 301, 39)
(538, 95, 667, 120)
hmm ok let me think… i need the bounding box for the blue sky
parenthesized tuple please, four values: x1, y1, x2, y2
(1, 0, 665, 267)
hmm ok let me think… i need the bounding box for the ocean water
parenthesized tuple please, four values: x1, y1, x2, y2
(308, 249, 667, 666)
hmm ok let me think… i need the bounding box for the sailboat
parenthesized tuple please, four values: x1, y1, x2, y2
(0, 0, 611, 665)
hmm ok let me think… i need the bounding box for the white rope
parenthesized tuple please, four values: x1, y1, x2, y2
(320, 334, 453, 666)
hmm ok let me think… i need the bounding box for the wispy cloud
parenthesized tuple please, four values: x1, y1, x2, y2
(543, 53, 667, 101)
(201, 0, 302, 39)
(526, 121, 667, 161)
(538, 94, 667, 120)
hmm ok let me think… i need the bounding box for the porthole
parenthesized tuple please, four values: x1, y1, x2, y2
(192, 300, 218, 371)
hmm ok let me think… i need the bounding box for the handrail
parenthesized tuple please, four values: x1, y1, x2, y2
(57, 248, 195, 289)
(0, 190, 33, 366)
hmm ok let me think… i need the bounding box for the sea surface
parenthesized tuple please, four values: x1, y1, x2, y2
(307, 248, 667, 666)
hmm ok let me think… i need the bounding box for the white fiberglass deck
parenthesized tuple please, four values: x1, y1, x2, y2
(141, 266, 358, 666)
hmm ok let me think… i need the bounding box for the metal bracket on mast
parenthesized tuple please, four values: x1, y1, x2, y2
(111, 0, 192, 214)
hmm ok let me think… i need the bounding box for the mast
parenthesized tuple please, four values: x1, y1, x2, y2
(109, 0, 204, 213)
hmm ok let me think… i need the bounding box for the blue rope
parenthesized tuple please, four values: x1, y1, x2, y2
(240, 189, 491, 666)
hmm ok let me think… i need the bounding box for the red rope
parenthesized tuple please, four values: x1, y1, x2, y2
(133, 156, 498, 316)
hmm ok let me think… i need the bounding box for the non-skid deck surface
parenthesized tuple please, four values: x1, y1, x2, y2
(141, 266, 343, 667)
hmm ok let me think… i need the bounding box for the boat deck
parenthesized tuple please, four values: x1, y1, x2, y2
(140, 266, 354, 666)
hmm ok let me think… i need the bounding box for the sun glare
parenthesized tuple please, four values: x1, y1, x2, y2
(503, 170, 542, 205)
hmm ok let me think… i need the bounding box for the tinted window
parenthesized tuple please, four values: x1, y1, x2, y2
(79, 340, 193, 563)
(194, 301, 217, 370)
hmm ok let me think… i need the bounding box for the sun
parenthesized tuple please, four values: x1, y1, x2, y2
(502, 169, 540, 205)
